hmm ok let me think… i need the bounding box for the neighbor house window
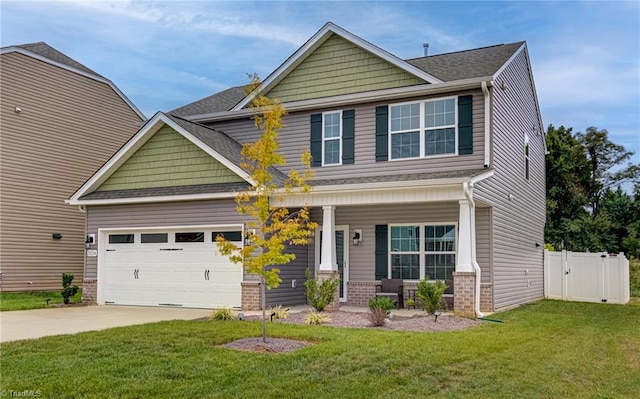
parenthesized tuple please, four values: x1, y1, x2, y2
(389, 97, 457, 159)
(389, 224, 456, 280)
(323, 111, 342, 165)
(524, 132, 530, 180)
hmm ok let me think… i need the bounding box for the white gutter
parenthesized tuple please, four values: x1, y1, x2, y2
(481, 81, 492, 168)
(463, 182, 485, 318)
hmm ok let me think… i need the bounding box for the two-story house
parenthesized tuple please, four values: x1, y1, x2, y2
(68, 23, 545, 316)
(0, 42, 145, 292)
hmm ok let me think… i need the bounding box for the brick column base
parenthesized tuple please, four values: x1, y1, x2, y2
(453, 271, 476, 317)
(317, 270, 340, 312)
(241, 281, 261, 311)
(82, 279, 97, 305)
(480, 283, 493, 312)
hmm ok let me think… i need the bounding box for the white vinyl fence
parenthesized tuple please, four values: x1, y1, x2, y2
(544, 250, 630, 304)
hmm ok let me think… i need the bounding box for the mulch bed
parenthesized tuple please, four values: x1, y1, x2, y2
(223, 310, 480, 353)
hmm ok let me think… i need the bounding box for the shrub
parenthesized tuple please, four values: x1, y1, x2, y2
(304, 269, 340, 312)
(267, 305, 289, 320)
(210, 308, 238, 321)
(368, 297, 395, 327)
(630, 258, 640, 297)
(303, 311, 331, 325)
(61, 273, 79, 305)
(416, 277, 448, 314)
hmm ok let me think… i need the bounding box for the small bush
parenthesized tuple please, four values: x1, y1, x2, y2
(304, 269, 340, 312)
(368, 297, 395, 327)
(416, 277, 448, 314)
(61, 273, 79, 305)
(303, 311, 331, 325)
(210, 308, 238, 321)
(267, 305, 289, 320)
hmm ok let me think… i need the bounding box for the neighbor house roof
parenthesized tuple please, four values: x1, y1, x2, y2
(1, 41, 145, 120)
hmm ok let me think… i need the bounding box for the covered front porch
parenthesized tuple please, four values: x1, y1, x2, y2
(280, 170, 495, 317)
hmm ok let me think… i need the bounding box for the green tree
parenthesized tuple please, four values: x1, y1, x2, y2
(216, 75, 317, 342)
(576, 127, 640, 215)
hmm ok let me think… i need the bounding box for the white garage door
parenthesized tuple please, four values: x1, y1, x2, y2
(101, 227, 242, 309)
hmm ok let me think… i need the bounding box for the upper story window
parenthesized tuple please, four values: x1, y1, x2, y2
(389, 97, 457, 159)
(524, 132, 530, 180)
(323, 111, 342, 165)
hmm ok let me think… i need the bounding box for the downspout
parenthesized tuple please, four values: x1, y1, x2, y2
(481, 81, 492, 168)
(463, 182, 485, 318)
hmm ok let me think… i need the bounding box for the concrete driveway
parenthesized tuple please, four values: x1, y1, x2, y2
(0, 305, 212, 343)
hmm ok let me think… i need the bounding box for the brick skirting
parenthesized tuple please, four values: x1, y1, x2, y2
(82, 279, 97, 305)
(480, 283, 493, 312)
(453, 272, 476, 317)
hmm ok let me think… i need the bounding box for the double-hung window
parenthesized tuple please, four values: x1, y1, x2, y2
(389, 97, 457, 159)
(389, 224, 456, 280)
(322, 111, 342, 165)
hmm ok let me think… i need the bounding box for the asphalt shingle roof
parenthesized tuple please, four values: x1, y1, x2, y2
(405, 42, 524, 82)
(310, 168, 490, 187)
(9, 42, 104, 78)
(171, 41, 524, 118)
(80, 182, 250, 201)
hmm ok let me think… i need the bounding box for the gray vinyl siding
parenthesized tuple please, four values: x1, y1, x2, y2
(207, 90, 486, 180)
(86, 200, 308, 306)
(265, 243, 308, 306)
(0, 52, 142, 291)
(475, 47, 545, 310)
(308, 202, 491, 282)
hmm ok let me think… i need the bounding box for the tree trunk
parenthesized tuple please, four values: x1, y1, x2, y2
(261, 275, 267, 343)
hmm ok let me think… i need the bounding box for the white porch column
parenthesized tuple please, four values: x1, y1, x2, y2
(319, 205, 337, 271)
(457, 199, 473, 272)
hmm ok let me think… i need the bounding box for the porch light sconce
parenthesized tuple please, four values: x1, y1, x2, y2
(352, 229, 362, 246)
(85, 234, 95, 249)
(244, 229, 256, 246)
(52, 233, 63, 240)
(508, 193, 515, 201)
(500, 82, 508, 91)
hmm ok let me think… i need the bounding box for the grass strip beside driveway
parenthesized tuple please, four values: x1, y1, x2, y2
(1, 300, 639, 398)
(0, 291, 82, 311)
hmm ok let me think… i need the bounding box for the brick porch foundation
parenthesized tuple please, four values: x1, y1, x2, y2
(82, 279, 97, 305)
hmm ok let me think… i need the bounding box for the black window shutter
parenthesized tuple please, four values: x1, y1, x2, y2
(458, 95, 473, 155)
(375, 224, 388, 280)
(342, 110, 355, 164)
(310, 113, 322, 167)
(375, 106, 388, 162)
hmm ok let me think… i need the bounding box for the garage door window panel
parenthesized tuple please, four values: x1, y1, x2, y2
(212, 231, 242, 242)
(109, 234, 134, 244)
(175, 232, 205, 242)
(141, 233, 168, 243)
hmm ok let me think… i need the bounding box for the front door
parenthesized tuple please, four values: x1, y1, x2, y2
(317, 225, 348, 302)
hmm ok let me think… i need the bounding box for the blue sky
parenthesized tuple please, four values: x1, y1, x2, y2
(2, 1, 639, 168)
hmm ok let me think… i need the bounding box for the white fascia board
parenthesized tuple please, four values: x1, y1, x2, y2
(69, 113, 254, 202)
(232, 22, 442, 111)
(68, 191, 239, 206)
(469, 169, 495, 184)
(191, 77, 492, 123)
(1, 47, 146, 120)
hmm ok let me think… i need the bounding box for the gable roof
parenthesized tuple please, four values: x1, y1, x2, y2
(68, 112, 288, 204)
(406, 41, 525, 82)
(171, 26, 525, 119)
(1, 42, 146, 120)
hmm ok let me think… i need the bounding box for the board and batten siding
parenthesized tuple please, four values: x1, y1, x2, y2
(266, 33, 425, 103)
(0, 52, 143, 291)
(308, 202, 491, 283)
(97, 126, 243, 191)
(208, 90, 486, 180)
(475, 48, 545, 310)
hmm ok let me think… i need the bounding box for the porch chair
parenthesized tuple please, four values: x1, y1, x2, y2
(375, 278, 404, 309)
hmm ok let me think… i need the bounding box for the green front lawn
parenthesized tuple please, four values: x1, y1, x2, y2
(0, 290, 82, 311)
(1, 300, 639, 398)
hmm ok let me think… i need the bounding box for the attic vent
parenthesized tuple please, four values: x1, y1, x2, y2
(423, 43, 430, 56)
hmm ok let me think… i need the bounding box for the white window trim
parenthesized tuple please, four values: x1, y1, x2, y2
(388, 96, 459, 161)
(322, 110, 342, 166)
(387, 222, 458, 281)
